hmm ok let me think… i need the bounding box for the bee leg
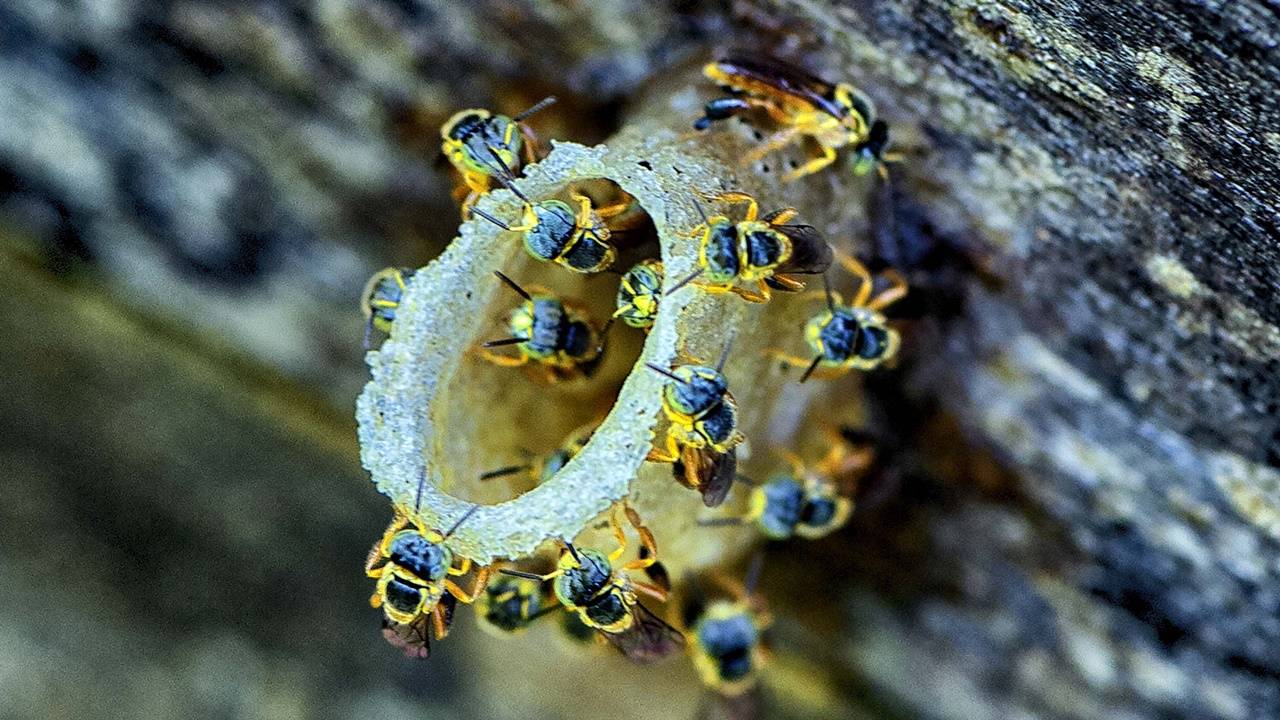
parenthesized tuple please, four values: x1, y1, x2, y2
(621, 505, 659, 571)
(365, 541, 387, 577)
(741, 127, 802, 169)
(607, 506, 631, 563)
(477, 348, 530, 367)
(769, 274, 806, 292)
(837, 253, 876, 307)
(782, 144, 838, 183)
(800, 288, 845, 306)
(457, 188, 481, 219)
(728, 282, 770, 303)
(768, 350, 834, 379)
(448, 556, 472, 576)
(634, 582, 669, 602)
(520, 124, 542, 165)
(762, 207, 798, 225)
(703, 190, 761, 222)
(570, 190, 596, 228)
(431, 604, 451, 639)
(445, 565, 492, 604)
(868, 267, 909, 311)
(595, 198, 633, 219)
(646, 433, 682, 464)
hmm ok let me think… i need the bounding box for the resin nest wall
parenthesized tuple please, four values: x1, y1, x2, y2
(356, 71, 876, 571)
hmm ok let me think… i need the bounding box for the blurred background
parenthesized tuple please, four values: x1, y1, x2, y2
(4, 1, 1279, 719)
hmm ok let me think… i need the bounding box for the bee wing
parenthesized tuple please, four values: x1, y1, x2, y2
(713, 56, 843, 119)
(774, 224, 833, 276)
(671, 448, 736, 508)
(696, 687, 763, 720)
(438, 593, 459, 630)
(699, 449, 738, 508)
(601, 602, 685, 664)
(380, 615, 433, 659)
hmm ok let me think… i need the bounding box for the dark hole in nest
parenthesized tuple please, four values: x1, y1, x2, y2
(440, 177, 654, 505)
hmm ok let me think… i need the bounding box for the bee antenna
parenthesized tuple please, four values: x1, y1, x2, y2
(743, 553, 764, 597)
(716, 333, 736, 372)
(493, 270, 533, 301)
(822, 272, 836, 312)
(487, 167, 531, 204)
(689, 193, 710, 226)
(483, 336, 530, 348)
(483, 147, 523, 192)
(480, 464, 531, 481)
(512, 95, 557, 122)
(664, 267, 704, 297)
(735, 474, 760, 488)
(443, 504, 480, 539)
(799, 355, 823, 383)
(563, 540, 582, 564)
(500, 568, 545, 580)
(470, 207, 513, 231)
(645, 363, 686, 385)
(413, 467, 428, 512)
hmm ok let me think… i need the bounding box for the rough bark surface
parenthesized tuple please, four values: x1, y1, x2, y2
(739, 1, 1280, 717)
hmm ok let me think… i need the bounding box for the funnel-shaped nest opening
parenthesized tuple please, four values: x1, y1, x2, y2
(357, 134, 868, 570)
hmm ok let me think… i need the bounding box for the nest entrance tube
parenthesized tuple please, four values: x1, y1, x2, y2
(357, 76, 871, 569)
(357, 141, 699, 564)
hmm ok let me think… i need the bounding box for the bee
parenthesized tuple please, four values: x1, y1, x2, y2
(479, 422, 598, 487)
(478, 271, 610, 382)
(470, 151, 629, 274)
(694, 56, 895, 181)
(769, 253, 907, 381)
(360, 267, 416, 350)
(614, 259, 664, 330)
(667, 191, 832, 304)
(364, 473, 491, 659)
(702, 429, 873, 540)
(645, 342, 744, 507)
(441, 96, 557, 215)
(683, 556, 772, 700)
(474, 574, 554, 637)
(501, 505, 684, 664)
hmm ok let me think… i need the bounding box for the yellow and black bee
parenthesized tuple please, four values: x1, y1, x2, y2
(441, 96, 556, 215)
(770, 254, 907, 381)
(364, 474, 490, 658)
(470, 152, 629, 274)
(501, 505, 684, 664)
(478, 271, 609, 382)
(694, 57, 894, 181)
(646, 344, 744, 507)
(614, 259, 664, 330)
(361, 267, 416, 349)
(682, 556, 772, 701)
(667, 191, 832, 304)
(703, 429, 874, 540)
(474, 574, 553, 637)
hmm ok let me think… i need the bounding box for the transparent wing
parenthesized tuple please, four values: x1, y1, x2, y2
(775, 224, 833, 276)
(380, 615, 432, 659)
(713, 56, 842, 118)
(601, 601, 685, 664)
